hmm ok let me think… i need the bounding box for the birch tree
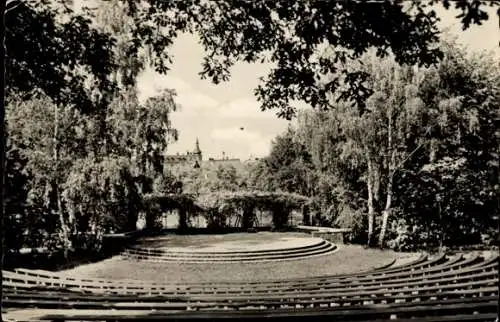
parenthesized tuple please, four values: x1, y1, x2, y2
(106, 88, 179, 184)
(5, 94, 88, 253)
(334, 54, 428, 247)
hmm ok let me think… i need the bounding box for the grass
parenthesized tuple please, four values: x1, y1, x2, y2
(61, 232, 413, 284)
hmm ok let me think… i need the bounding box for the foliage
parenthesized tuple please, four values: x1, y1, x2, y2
(196, 191, 310, 230)
(3, 134, 29, 252)
(211, 164, 242, 192)
(152, 171, 183, 194)
(385, 217, 413, 252)
(6, 1, 116, 110)
(94, 0, 146, 89)
(4, 0, 499, 259)
(3, 88, 179, 254)
(252, 40, 499, 250)
(106, 88, 179, 178)
(260, 127, 315, 195)
(143, 193, 198, 211)
(5, 94, 90, 252)
(391, 41, 500, 250)
(126, 0, 497, 118)
(173, 161, 249, 195)
(62, 156, 141, 238)
(334, 205, 366, 244)
(142, 193, 200, 230)
(9, 0, 486, 118)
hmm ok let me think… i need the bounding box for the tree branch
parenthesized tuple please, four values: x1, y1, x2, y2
(391, 141, 426, 178)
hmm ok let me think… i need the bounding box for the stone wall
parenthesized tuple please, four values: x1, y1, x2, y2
(311, 231, 345, 244)
(295, 226, 352, 244)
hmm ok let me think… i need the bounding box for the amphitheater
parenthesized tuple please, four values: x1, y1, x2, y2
(2, 231, 499, 321)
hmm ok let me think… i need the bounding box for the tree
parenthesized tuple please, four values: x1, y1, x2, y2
(257, 39, 498, 250)
(94, 0, 147, 90)
(260, 127, 314, 195)
(367, 60, 427, 248)
(106, 88, 179, 183)
(5, 1, 116, 111)
(397, 40, 500, 249)
(294, 109, 365, 225)
(3, 0, 499, 258)
(2, 1, 119, 252)
(127, 0, 498, 118)
(247, 160, 273, 192)
(302, 51, 430, 247)
(3, 129, 29, 253)
(3, 89, 179, 255)
(5, 94, 90, 254)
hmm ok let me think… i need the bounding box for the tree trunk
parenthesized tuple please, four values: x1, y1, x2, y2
(438, 200, 444, 252)
(53, 104, 71, 257)
(378, 171, 394, 248)
(366, 159, 375, 247)
(378, 106, 396, 248)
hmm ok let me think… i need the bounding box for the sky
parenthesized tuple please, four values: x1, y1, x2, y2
(131, 4, 498, 160)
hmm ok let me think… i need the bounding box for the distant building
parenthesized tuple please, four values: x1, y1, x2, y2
(206, 157, 245, 170)
(164, 139, 251, 172)
(165, 138, 203, 169)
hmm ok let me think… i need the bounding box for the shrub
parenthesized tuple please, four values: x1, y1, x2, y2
(334, 205, 366, 243)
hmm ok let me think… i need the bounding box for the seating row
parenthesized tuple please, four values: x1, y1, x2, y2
(2, 297, 498, 321)
(2, 252, 498, 321)
(4, 254, 495, 294)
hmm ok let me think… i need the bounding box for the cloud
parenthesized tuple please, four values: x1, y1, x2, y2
(211, 128, 262, 141)
(175, 91, 219, 115)
(210, 128, 273, 158)
(216, 97, 312, 120)
(136, 69, 219, 115)
(217, 97, 276, 119)
(248, 137, 273, 157)
(136, 69, 290, 159)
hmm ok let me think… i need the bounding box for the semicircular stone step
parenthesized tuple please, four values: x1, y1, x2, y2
(121, 238, 338, 263)
(126, 244, 339, 263)
(127, 238, 327, 255)
(125, 240, 330, 258)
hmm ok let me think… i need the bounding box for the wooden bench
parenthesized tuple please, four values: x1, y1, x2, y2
(3, 286, 496, 310)
(3, 252, 498, 321)
(5, 254, 442, 290)
(0, 268, 479, 296)
(3, 255, 495, 295)
(4, 270, 497, 304)
(9, 253, 428, 287)
(8, 298, 497, 321)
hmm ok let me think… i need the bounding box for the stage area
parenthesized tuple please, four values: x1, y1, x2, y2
(60, 232, 413, 283)
(123, 232, 338, 263)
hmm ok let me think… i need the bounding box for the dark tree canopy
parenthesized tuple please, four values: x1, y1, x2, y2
(5, 0, 498, 117)
(126, 0, 499, 118)
(5, 1, 117, 111)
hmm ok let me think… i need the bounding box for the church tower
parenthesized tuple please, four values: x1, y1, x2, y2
(193, 138, 202, 168)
